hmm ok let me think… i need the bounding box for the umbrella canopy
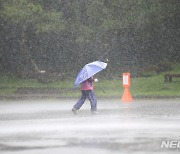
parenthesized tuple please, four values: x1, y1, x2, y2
(74, 61, 107, 86)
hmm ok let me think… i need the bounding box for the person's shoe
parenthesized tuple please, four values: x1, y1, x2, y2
(72, 108, 77, 114)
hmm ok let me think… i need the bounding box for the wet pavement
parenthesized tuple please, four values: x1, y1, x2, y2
(0, 98, 180, 154)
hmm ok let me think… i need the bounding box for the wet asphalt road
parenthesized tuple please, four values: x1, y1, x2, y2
(0, 98, 180, 154)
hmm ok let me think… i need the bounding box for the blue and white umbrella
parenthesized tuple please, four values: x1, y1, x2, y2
(74, 61, 107, 86)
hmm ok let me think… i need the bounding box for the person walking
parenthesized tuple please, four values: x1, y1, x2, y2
(72, 76, 98, 114)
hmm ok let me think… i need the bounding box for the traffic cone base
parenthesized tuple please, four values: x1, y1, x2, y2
(121, 87, 133, 102)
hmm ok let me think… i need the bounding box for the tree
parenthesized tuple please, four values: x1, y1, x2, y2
(0, 0, 66, 75)
(0, 0, 179, 77)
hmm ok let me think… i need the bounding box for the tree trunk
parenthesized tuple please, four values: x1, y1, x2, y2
(19, 28, 40, 77)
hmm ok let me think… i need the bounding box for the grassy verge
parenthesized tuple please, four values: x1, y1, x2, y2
(0, 63, 180, 98)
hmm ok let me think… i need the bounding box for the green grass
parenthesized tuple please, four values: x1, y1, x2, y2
(131, 75, 180, 97)
(94, 63, 180, 97)
(93, 75, 180, 97)
(0, 75, 74, 95)
(0, 63, 180, 97)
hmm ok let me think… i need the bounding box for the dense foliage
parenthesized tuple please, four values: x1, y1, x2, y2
(0, 0, 180, 78)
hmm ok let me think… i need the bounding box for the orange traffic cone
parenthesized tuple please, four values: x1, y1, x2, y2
(121, 73, 133, 103)
(121, 87, 133, 102)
